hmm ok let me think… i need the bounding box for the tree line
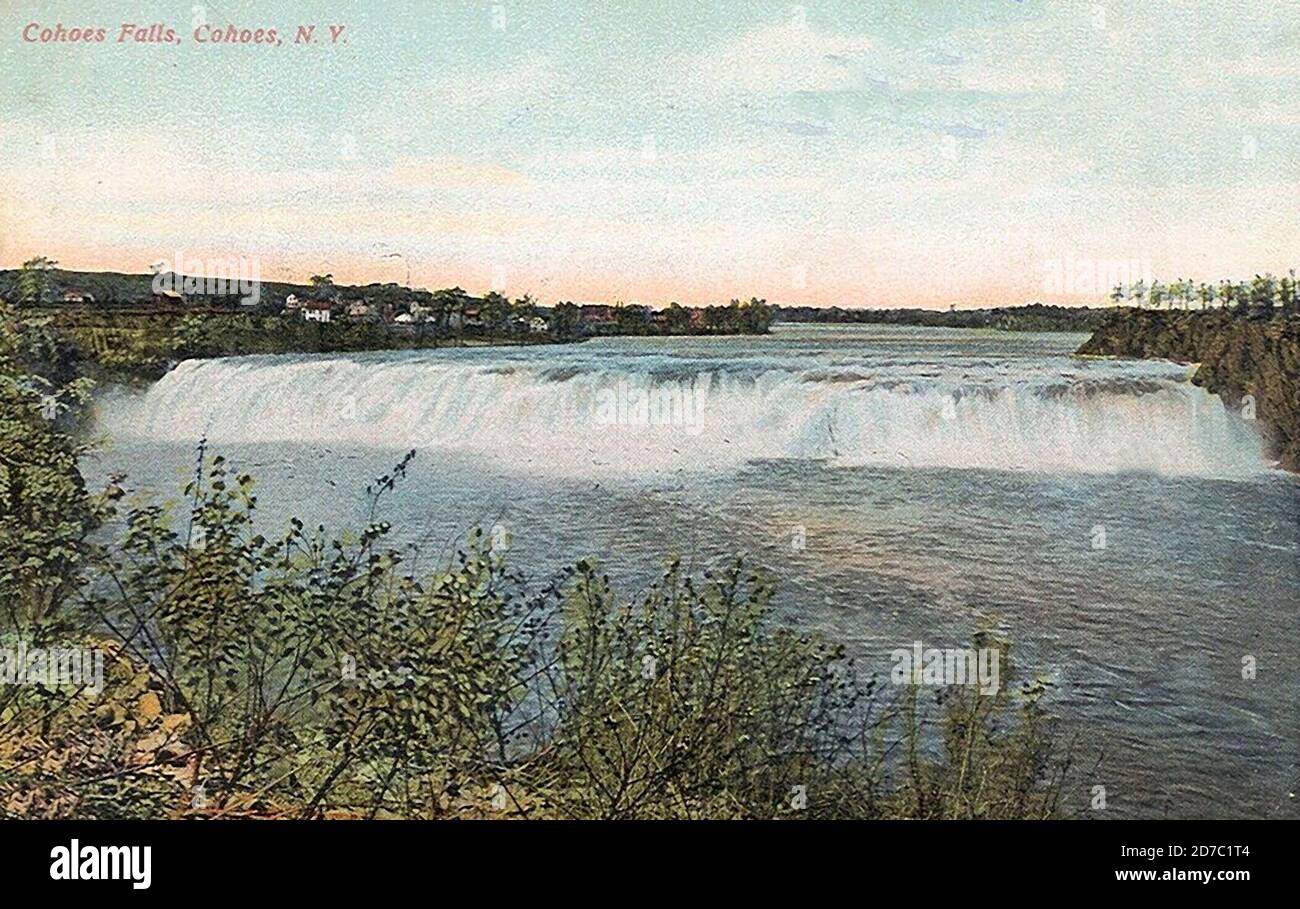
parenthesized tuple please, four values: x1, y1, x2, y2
(1108, 271, 1300, 317)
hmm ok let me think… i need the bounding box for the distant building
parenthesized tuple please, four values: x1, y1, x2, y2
(152, 288, 185, 307)
(528, 316, 549, 333)
(302, 301, 332, 323)
(347, 301, 374, 319)
(579, 304, 615, 323)
(60, 288, 95, 304)
(448, 305, 484, 330)
(284, 293, 303, 311)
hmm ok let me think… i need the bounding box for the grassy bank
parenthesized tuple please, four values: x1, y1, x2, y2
(43, 306, 567, 383)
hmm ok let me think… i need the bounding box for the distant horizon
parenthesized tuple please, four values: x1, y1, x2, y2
(0, 259, 1135, 311)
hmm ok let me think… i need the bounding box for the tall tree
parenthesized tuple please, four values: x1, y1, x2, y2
(1248, 274, 1275, 318)
(308, 274, 337, 303)
(17, 256, 57, 307)
(480, 292, 512, 329)
(1148, 281, 1167, 309)
(1217, 280, 1236, 312)
(512, 293, 538, 324)
(1130, 279, 1147, 309)
(550, 301, 580, 338)
(1196, 283, 1214, 310)
(1275, 271, 1296, 317)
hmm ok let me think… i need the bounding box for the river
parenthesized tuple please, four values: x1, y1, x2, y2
(85, 324, 1300, 819)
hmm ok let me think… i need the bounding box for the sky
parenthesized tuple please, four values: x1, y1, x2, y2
(1, 0, 1298, 307)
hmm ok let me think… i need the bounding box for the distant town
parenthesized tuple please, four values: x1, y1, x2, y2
(0, 260, 776, 340)
(0, 260, 788, 380)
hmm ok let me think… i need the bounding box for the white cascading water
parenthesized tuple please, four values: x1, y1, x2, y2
(98, 348, 1269, 478)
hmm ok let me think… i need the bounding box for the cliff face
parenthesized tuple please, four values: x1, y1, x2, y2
(1077, 309, 1300, 471)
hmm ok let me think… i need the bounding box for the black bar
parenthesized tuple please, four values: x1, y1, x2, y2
(4, 819, 1282, 894)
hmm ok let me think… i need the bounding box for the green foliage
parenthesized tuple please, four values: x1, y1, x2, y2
(520, 558, 861, 818)
(506, 562, 1068, 819)
(0, 638, 196, 819)
(61, 448, 535, 818)
(1109, 271, 1300, 317)
(0, 304, 102, 628)
(479, 292, 513, 330)
(17, 257, 57, 307)
(886, 637, 1068, 820)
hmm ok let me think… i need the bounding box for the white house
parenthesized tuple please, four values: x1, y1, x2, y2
(302, 301, 332, 323)
(60, 288, 95, 304)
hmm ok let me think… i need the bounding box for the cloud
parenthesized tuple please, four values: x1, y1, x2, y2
(1182, 55, 1300, 89)
(762, 117, 833, 137)
(686, 22, 873, 97)
(447, 56, 561, 106)
(926, 50, 964, 67)
(387, 157, 529, 190)
(955, 61, 1067, 95)
(1220, 99, 1300, 128)
(944, 122, 988, 141)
